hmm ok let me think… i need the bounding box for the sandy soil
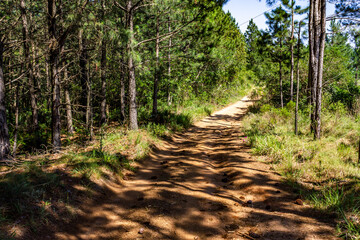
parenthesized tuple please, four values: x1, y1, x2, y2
(42, 97, 338, 240)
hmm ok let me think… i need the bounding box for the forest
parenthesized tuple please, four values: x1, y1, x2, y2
(0, 0, 359, 239)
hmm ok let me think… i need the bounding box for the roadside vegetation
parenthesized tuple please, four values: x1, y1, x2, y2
(243, 98, 360, 239)
(241, 0, 360, 237)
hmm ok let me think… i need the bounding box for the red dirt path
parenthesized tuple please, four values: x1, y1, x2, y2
(42, 97, 338, 240)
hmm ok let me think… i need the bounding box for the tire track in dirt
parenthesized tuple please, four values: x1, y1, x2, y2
(48, 97, 338, 240)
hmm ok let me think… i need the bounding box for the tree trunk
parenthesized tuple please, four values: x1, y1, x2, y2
(314, 0, 326, 139)
(100, 38, 107, 125)
(13, 83, 19, 155)
(309, 0, 320, 133)
(48, 0, 61, 152)
(280, 60, 283, 108)
(64, 63, 74, 134)
(0, 40, 10, 159)
(120, 55, 126, 121)
(127, 0, 138, 130)
(45, 54, 51, 110)
(152, 16, 160, 118)
(167, 16, 172, 106)
(79, 29, 88, 119)
(50, 52, 61, 151)
(308, 0, 314, 125)
(87, 60, 94, 140)
(295, 23, 301, 135)
(290, 1, 295, 102)
(20, 0, 38, 130)
(100, 0, 107, 125)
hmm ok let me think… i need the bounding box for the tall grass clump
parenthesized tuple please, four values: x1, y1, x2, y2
(243, 101, 360, 238)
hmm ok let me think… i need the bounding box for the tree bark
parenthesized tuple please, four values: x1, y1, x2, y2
(87, 59, 94, 140)
(45, 54, 51, 110)
(314, 0, 326, 139)
(309, 0, 320, 134)
(64, 62, 74, 134)
(290, 0, 295, 102)
(48, 0, 61, 152)
(279, 60, 283, 108)
(20, 0, 38, 130)
(13, 83, 19, 155)
(100, 0, 107, 125)
(0, 40, 10, 159)
(152, 15, 160, 118)
(100, 37, 107, 125)
(167, 16, 172, 106)
(120, 54, 126, 121)
(79, 29, 88, 117)
(127, 0, 138, 130)
(295, 22, 301, 135)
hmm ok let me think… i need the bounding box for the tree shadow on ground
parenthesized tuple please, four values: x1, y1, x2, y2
(0, 150, 134, 240)
(4, 99, 338, 239)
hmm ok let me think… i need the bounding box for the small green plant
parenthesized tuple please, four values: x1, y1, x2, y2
(204, 106, 212, 116)
(310, 185, 345, 211)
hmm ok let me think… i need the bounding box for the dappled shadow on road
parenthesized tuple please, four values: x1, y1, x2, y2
(30, 98, 336, 240)
(0, 163, 110, 240)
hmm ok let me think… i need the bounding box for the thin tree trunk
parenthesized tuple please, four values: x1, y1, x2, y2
(280, 60, 283, 108)
(13, 83, 19, 155)
(120, 55, 126, 121)
(45, 54, 51, 110)
(167, 18, 172, 106)
(86, 71, 90, 130)
(79, 29, 88, 118)
(295, 23, 301, 135)
(127, 0, 138, 130)
(310, 0, 320, 133)
(64, 62, 74, 134)
(48, 0, 61, 152)
(100, 39, 107, 125)
(100, 0, 107, 125)
(50, 53, 61, 151)
(290, 1, 295, 102)
(152, 16, 160, 118)
(314, 0, 326, 139)
(20, 0, 38, 130)
(0, 40, 10, 159)
(79, 29, 91, 133)
(308, 0, 313, 122)
(87, 60, 94, 140)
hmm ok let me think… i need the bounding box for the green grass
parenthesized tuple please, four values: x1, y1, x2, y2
(243, 101, 360, 239)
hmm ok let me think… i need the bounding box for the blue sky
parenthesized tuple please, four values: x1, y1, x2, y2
(223, 0, 336, 33)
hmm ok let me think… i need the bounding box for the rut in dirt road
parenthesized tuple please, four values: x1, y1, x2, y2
(48, 97, 337, 240)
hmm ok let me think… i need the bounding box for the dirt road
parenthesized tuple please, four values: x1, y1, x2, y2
(50, 97, 337, 240)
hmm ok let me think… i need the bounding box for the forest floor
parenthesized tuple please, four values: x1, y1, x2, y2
(37, 97, 338, 240)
